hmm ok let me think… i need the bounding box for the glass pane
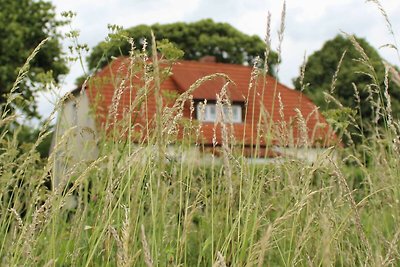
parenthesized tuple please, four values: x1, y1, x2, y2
(209, 105, 215, 115)
(232, 107, 238, 117)
(208, 105, 216, 121)
(232, 105, 242, 123)
(196, 103, 204, 121)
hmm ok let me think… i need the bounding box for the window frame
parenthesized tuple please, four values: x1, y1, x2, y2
(195, 100, 244, 124)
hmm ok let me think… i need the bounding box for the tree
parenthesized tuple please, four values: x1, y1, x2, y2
(0, 0, 68, 118)
(87, 19, 278, 75)
(294, 34, 400, 129)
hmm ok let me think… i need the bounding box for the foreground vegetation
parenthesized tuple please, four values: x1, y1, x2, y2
(3, 101, 400, 266)
(2, 2, 400, 267)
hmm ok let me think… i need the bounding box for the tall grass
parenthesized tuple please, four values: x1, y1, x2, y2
(1, 2, 400, 266)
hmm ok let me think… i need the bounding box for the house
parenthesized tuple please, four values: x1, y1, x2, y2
(51, 56, 335, 184)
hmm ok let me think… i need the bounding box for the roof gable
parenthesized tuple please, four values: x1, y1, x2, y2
(171, 61, 245, 102)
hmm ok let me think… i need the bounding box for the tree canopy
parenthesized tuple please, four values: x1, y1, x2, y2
(294, 34, 400, 128)
(0, 0, 68, 118)
(87, 19, 278, 75)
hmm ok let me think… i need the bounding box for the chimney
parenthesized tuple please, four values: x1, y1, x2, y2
(199, 55, 216, 63)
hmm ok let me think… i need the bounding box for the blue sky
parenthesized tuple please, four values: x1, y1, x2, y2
(38, 0, 400, 118)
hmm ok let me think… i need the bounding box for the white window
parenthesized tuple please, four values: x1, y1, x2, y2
(196, 102, 242, 123)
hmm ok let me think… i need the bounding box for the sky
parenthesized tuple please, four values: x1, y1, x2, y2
(38, 0, 400, 118)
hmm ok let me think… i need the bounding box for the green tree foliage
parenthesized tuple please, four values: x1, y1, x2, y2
(0, 0, 68, 118)
(17, 125, 53, 158)
(87, 19, 278, 75)
(294, 34, 400, 125)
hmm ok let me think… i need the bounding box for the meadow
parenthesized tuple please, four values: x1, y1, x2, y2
(1, 3, 400, 266)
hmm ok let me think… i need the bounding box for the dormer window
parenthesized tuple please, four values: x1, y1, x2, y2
(196, 102, 243, 123)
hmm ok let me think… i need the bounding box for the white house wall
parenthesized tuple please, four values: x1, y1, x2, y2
(272, 146, 336, 163)
(51, 90, 98, 187)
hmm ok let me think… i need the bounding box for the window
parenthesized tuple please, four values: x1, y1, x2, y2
(196, 102, 242, 123)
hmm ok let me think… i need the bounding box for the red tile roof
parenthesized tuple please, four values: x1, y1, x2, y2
(86, 57, 336, 150)
(171, 61, 245, 101)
